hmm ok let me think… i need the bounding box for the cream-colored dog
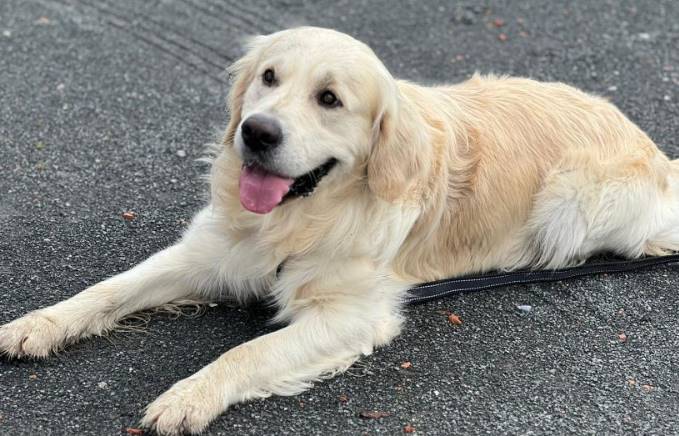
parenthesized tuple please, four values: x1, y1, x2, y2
(2, 27, 678, 434)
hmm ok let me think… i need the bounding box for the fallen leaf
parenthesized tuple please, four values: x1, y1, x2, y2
(618, 332, 627, 343)
(29, 373, 38, 380)
(339, 394, 349, 404)
(498, 33, 508, 42)
(404, 424, 416, 433)
(627, 378, 636, 386)
(359, 410, 391, 419)
(519, 31, 529, 37)
(125, 428, 144, 435)
(36, 16, 50, 25)
(448, 314, 463, 325)
(122, 211, 137, 221)
(642, 384, 654, 392)
(400, 361, 412, 369)
(493, 18, 505, 27)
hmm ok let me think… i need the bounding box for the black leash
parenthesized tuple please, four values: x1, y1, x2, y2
(405, 253, 679, 305)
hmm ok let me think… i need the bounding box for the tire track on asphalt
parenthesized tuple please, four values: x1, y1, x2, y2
(224, 0, 281, 30)
(81, 0, 230, 71)
(101, 0, 235, 68)
(204, 0, 280, 34)
(73, 0, 230, 83)
(181, 0, 266, 36)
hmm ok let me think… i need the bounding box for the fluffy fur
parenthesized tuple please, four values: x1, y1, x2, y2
(1, 27, 678, 435)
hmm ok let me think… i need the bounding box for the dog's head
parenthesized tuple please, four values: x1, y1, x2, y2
(225, 27, 432, 214)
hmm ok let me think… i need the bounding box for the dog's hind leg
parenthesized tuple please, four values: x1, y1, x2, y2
(0, 206, 273, 359)
(524, 150, 674, 269)
(642, 158, 679, 255)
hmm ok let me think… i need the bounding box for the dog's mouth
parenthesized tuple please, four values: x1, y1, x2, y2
(239, 159, 338, 214)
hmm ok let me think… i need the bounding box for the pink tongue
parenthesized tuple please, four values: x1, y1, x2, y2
(239, 164, 294, 214)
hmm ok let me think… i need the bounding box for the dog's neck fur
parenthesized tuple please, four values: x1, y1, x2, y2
(209, 146, 418, 278)
(386, 80, 487, 281)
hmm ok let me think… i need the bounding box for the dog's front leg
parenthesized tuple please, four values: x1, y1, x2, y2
(142, 261, 407, 435)
(0, 206, 271, 358)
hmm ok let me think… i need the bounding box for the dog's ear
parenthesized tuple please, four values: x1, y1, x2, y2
(223, 35, 267, 146)
(367, 84, 434, 203)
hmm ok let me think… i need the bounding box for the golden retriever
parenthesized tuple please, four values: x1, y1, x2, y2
(2, 27, 678, 434)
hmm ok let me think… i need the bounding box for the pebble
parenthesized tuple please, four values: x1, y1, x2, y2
(97, 381, 108, 389)
(460, 11, 476, 25)
(176, 149, 187, 158)
(516, 305, 532, 313)
(607, 85, 618, 92)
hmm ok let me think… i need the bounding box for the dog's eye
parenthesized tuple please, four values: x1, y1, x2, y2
(318, 90, 341, 108)
(262, 69, 276, 86)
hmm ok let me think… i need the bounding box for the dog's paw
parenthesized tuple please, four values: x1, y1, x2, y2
(0, 312, 65, 358)
(141, 377, 221, 435)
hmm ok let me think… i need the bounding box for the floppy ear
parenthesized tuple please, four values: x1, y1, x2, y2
(222, 36, 267, 146)
(367, 85, 435, 203)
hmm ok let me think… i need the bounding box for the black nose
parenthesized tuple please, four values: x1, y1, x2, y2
(241, 114, 282, 153)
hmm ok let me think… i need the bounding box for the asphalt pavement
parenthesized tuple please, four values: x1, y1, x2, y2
(1, 1, 678, 434)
